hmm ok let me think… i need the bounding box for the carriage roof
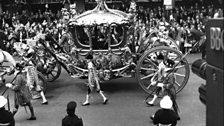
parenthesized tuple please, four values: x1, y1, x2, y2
(68, 0, 130, 26)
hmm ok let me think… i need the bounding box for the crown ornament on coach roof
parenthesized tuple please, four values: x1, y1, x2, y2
(69, 0, 129, 26)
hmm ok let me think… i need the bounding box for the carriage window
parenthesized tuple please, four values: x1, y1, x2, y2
(75, 26, 90, 46)
(110, 25, 124, 46)
(75, 25, 124, 50)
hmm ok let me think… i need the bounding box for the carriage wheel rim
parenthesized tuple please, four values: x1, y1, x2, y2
(136, 46, 190, 95)
(45, 63, 62, 82)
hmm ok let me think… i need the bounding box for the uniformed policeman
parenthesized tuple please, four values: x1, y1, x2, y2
(0, 96, 15, 126)
(151, 95, 179, 126)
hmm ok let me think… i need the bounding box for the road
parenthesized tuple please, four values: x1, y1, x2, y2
(0, 53, 206, 126)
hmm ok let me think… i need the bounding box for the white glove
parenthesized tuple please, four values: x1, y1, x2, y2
(151, 81, 157, 86)
(157, 83, 164, 88)
(5, 83, 13, 88)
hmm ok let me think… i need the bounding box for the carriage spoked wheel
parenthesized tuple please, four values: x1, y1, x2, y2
(44, 61, 62, 82)
(135, 46, 190, 95)
(36, 49, 62, 82)
(39, 54, 62, 82)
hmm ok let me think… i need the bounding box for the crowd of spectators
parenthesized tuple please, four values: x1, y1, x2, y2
(120, 2, 223, 53)
(0, 1, 223, 126)
(0, 2, 223, 54)
(0, 9, 65, 52)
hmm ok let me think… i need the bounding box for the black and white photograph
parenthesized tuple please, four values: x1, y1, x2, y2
(0, 0, 223, 126)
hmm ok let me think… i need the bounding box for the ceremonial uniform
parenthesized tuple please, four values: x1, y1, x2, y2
(16, 43, 48, 104)
(6, 73, 36, 120)
(82, 54, 108, 106)
(87, 61, 100, 91)
(146, 56, 180, 119)
(12, 74, 32, 107)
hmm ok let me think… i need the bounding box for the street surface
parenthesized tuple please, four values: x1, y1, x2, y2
(0, 53, 205, 126)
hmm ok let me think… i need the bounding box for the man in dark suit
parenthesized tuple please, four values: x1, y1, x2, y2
(62, 101, 83, 126)
(0, 95, 15, 126)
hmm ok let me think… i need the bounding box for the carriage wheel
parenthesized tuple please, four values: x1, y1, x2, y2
(44, 62, 62, 82)
(136, 46, 190, 95)
(36, 50, 62, 82)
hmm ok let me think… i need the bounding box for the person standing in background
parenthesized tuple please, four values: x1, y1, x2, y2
(62, 101, 83, 126)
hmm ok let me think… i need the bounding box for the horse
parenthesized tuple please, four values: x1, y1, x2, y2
(0, 49, 17, 86)
(0, 49, 17, 67)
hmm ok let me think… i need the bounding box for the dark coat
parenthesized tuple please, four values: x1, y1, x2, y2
(62, 114, 83, 126)
(153, 108, 179, 126)
(0, 108, 15, 126)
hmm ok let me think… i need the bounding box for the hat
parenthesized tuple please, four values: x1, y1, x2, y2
(0, 96, 7, 108)
(67, 101, 77, 111)
(160, 95, 173, 109)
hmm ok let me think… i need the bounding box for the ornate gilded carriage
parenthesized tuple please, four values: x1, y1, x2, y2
(65, 1, 134, 79)
(39, 0, 190, 95)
